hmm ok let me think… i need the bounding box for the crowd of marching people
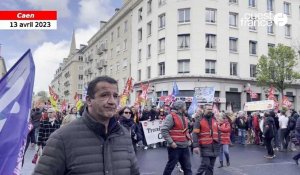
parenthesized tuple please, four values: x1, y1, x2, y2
(24, 76, 300, 175)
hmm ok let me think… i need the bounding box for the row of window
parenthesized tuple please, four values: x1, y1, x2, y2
(140, 0, 295, 26)
(141, 0, 292, 23)
(138, 10, 293, 45)
(136, 61, 257, 81)
(138, 35, 275, 60)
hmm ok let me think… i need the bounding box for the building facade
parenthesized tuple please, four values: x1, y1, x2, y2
(0, 56, 7, 79)
(130, 0, 300, 111)
(82, 0, 140, 98)
(51, 32, 86, 105)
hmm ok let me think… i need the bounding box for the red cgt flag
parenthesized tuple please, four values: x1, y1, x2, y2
(49, 86, 58, 101)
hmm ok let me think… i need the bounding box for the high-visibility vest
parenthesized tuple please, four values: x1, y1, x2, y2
(169, 112, 191, 142)
(198, 117, 219, 145)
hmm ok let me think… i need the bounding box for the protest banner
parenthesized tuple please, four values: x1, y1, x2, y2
(244, 100, 274, 111)
(194, 87, 215, 104)
(140, 120, 165, 145)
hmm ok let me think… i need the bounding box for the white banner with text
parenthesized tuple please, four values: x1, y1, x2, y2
(141, 120, 165, 145)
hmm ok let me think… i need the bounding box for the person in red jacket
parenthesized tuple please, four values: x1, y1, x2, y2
(252, 112, 260, 145)
(218, 114, 231, 168)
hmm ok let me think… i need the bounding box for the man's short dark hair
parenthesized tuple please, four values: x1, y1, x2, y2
(87, 76, 118, 99)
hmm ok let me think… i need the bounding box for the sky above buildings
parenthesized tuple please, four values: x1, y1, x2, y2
(0, 0, 123, 93)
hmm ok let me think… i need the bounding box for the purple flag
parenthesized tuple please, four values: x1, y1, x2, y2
(0, 50, 35, 174)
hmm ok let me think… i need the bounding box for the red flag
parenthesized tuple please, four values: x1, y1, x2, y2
(139, 82, 149, 100)
(282, 96, 292, 109)
(61, 99, 67, 111)
(250, 91, 258, 99)
(164, 95, 173, 105)
(134, 92, 142, 107)
(159, 96, 167, 101)
(123, 77, 133, 96)
(49, 86, 58, 101)
(267, 86, 279, 112)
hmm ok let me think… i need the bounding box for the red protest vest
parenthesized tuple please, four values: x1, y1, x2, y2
(219, 121, 231, 145)
(169, 112, 191, 142)
(198, 117, 219, 145)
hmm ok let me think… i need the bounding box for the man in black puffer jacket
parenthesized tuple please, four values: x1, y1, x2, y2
(33, 76, 140, 175)
(292, 116, 300, 165)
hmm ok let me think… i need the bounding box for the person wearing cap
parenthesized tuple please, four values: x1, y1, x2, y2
(33, 76, 139, 175)
(161, 100, 192, 175)
(193, 104, 220, 175)
(159, 108, 167, 120)
(37, 108, 60, 149)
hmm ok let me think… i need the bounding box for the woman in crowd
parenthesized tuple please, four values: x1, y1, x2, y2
(218, 114, 231, 168)
(38, 108, 61, 149)
(119, 106, 142, 152)
(131, 106, 140, 124)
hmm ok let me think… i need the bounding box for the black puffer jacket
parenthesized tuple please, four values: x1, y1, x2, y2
(296, 117, 300, 140)
(33, 109, 140, 175)
(119, 116, 143, 142)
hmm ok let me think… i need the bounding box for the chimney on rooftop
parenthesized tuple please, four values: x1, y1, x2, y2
(100, 21, 107, 29)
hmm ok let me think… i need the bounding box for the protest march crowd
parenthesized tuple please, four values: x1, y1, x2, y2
(22, 76, 300, 175)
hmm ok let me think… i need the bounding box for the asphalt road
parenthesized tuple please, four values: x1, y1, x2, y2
(22, 144, 300, 175)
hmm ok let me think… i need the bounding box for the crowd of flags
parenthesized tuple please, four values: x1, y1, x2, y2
(47, 86, 84, 112)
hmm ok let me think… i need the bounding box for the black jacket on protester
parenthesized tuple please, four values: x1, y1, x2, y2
(149, 109, 158, 121)
(31, 109, 42, 128)
(236, 117, 247, 130)
(287, 112, 299, 131)
(119, 116, 143, 142)
(33, 108, 140, 175)
(296, 117, 300, 140)
(140, 110, 150, 121)
(263, 116, 275, 139)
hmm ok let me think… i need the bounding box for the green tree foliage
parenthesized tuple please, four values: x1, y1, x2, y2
(256, 44, 300, 98)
